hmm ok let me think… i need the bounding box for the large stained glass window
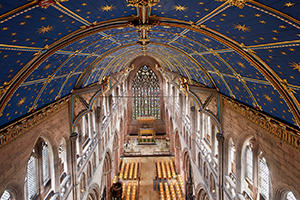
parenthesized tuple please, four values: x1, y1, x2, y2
(132, 66, 160, 119)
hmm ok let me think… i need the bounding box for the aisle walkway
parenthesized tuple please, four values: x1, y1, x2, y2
(138, 156, 173, 200)
(139, 157, 157, 200)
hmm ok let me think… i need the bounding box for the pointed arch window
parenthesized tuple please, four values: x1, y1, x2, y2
(1, 190, 11, 200)
(259, 157, 269, 199)
(246, 143, 253, 182)
(132, 65, 160, 119)
(42, 142, 50, 183)
(286, 191, 297, 200)
(27, 153, 37, 200)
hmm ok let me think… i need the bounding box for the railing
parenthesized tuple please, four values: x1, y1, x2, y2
(50, 193, 59, 200)
(225, 175, 236, 199)
(77, 132, 98, 171)
(60, 174, 71, 199)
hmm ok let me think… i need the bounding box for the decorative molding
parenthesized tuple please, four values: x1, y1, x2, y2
(126, 0, 160, 7)
(0, 97, 69, 150)
(223, 97, 300, 149)
(216, 0, 248, 9)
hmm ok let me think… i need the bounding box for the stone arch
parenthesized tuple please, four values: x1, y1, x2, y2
(274, 185, 299, 200)
(195, 184, 209, 200)
(1, 183, 23, 200)
(113, 133, 119, 174)
(175, 130, 181, 173)
(88, 183, 101, 200)
(87, 161, 92, 179)
(182, 148, 190, 190)
(102, 151, 112, 199)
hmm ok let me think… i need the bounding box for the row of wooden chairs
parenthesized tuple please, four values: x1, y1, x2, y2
(159, 180, 183, 200)
(121, 182, 137, 200)
(156, 159, 176, 179)
(119, 161, 139, 180)
(177, 174, 184, 194)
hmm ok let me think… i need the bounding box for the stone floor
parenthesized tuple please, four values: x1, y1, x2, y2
(124, 138, 170, 155)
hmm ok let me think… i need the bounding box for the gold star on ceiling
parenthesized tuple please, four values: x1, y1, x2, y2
(290, 62, 300, 73)
(263, 94, 273, 103)
(255, 13, 261, 17)
(17, 97, 26, 106)
(40, 17, 46, 20)
(203, 38, 211, 42)
(82, 3, 87, 6)
(233, 24, 251, 32)
(37, 25, 54, 34)
(239, 14, 245, 17)
(101, 5, 115, 12)
(237, 61, 246, 68)
(260, 20, 267, 24)
(272, 30, 279, 33)
(199, 2, 204, 5)
(2, 27, 9, 31)
(24, 15, 31, 19)
(285, 2, 295, 7)
(19, 21, 26, 26)
(173, 4, 188, 12)
(279, 25, 286, 29)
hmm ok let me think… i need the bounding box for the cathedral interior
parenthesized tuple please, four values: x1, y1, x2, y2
(0, 0, 300, 200)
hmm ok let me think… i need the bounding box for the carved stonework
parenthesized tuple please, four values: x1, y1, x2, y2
(0, 97, 69, 149)
(216, 0, 247, 8)
(223, 97, 300, 149)
(126, 0, 160, 7)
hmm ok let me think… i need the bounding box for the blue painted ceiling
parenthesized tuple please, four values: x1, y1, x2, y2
(1, 0, 300, 130)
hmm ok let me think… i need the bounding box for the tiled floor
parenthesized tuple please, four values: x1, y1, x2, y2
(124, 138, 170, 155)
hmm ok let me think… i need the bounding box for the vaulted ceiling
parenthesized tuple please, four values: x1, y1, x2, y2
(0, 0, 300, 130)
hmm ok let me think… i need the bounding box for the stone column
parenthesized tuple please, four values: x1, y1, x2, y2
(252, 143, 260, 200)
(217, 133, 225, 200)
(70, 132, 79, 200)
(190, 106, 196, 162)
(212, 124, 216, 157)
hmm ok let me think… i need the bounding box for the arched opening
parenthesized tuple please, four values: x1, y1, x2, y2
(196, 188, 209, 200)
(102, 152, 112, 200)
(113, 133, 119, 174)
(132, 65, 161, 119)
(175, 130, 181, 173)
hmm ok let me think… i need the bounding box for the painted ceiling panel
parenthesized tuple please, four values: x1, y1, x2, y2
(223, 76, 254, 106)
(60, 0, 135, 22)
(60, 74, 81, 97)
(247, 81, 295, 125)
(24, 54, 67, 82)
(152, 26, 185, 34)
(256, 1, 300, 20)
(211, 5, 300, 46)
(74, 56, 97, 73)
(61, 34, 104, 52)
(149, 31, 174, 40)
(169, 42, 194, 55)
(184, 31, 228, 50)
(0, 6, 82, 48)
(218, 51, 266, 81)
(254, 47, 300, 87)
(0, 50, 34, 87)
(210, 73, 231, 97)
(0, 82, 44, 127)
(1, 0, 300, 129)
(36, 77, 66, 109)
(152, 0, 223, 22)
(56, 55, 87, 76)
(202, 54, 233, 75)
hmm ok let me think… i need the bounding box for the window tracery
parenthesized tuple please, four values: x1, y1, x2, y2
(286, 191, 297, 200)
(27, 153, 36, 200)
(259, 156, 269, 199)
(246, 143, 253, 182)
(1, 190, 11, 200)
(132, 66, 160, 119)
(42, 142, 50, 183)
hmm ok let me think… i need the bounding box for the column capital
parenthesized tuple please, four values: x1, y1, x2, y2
(70, 132, 78, 141)
(216, 133, 224, 142)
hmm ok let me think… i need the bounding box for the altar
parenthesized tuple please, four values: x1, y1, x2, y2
(137, 116, 156, 144)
